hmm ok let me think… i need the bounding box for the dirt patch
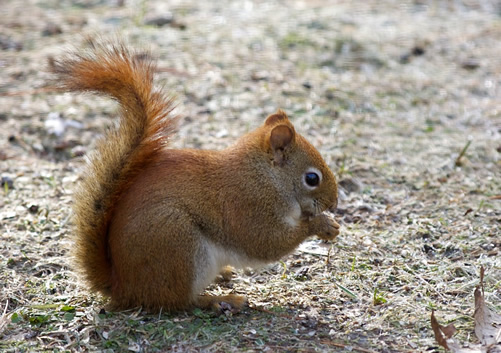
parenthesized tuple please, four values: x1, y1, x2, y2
(1, 0, 499, 351)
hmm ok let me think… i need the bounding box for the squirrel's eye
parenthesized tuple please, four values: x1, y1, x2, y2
(304, 172, 320, 187)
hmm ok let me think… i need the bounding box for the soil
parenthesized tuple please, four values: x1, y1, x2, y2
(1, 0, 500, 352)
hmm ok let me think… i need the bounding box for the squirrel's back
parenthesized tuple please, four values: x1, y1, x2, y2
(50, 41, 178, 295)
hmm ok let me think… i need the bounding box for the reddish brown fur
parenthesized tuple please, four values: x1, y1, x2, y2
(51, 41, 340, 312)
(50, 41, 178, 297)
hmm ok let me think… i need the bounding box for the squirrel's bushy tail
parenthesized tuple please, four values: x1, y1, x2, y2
(50, 40, 178, 295)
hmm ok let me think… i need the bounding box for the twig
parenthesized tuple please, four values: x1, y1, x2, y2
(454, 140, 472, 167)
(320, 340, 380, 353)
(0, 300, 10, 336)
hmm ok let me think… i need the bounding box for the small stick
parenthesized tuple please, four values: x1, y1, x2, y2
(454, 140, 471, 167)
(320, 339, 380, 353)
(325, 244, 332, 265)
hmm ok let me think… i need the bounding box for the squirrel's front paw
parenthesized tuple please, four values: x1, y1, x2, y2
(310, 212, 340, 241)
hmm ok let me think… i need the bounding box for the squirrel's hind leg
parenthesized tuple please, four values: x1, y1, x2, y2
(108, 206, 203, 312)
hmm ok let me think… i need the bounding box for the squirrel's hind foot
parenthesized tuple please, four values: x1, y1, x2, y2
(196, 294, 247, 314)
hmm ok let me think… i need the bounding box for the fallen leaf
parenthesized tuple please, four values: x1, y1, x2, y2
(431, 267, 501, 352)
(430, 313, 485, 353)
(431, 310, 453, 350)
(473, 268, 501, 348)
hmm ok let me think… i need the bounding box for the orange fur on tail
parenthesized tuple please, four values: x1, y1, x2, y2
(50, 41, 178, 296)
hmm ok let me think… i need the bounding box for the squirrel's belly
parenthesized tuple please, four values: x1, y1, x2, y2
(192, 237, 265, 295)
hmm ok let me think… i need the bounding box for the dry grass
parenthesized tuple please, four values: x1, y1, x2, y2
(1, 0, 500, 352)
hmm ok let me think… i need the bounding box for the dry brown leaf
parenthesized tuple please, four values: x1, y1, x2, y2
(431, 267, 501, 353)
(431, 310, 454, 350)
(473, 268, 501, 349)
(431, 311, 485, 353)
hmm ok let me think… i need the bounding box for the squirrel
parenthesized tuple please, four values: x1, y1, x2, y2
(50, 40, 340, 312)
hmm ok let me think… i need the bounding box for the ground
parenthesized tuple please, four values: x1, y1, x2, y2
(0, 0, 500, 352)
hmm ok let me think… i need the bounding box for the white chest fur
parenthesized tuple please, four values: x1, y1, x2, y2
(192, 238, 265, 296)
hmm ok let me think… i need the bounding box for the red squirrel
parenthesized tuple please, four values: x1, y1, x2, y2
(50, 40, 340, 312)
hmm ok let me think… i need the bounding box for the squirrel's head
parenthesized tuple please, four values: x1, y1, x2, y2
(261, 110, 338, 219)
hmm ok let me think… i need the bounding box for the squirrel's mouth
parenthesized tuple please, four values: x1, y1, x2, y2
(300, 195, 337, 220)
(301, 210, 315, 219)
(301, 199, 326, 219)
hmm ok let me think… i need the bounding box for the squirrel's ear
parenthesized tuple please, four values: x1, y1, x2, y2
(265, 109, 289, 126)
(269, 124, 294, 166)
